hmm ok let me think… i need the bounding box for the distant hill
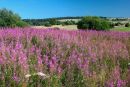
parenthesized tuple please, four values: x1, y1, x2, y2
(22, 16, 84, 26)
(23, 16, 130, 26)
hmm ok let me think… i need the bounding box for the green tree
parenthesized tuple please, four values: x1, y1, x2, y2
(62, 20, 76, 25)
(77, 16, 111, 30)
(44, 22, 52, 27)
(0, 8, 28, 27)
(125, 23, 130, 27)
(48, 19, 57, 25)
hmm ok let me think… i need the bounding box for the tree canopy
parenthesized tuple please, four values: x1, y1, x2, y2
(77, 16, 112, 30)
(0, 8, 28, 27)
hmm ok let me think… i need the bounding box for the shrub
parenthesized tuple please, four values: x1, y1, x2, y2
(44, 22, 52, 27)
(110, 23, 115, 28)
(0, 8, 28, 27)
(114, 22, 124, 26)
(56, 21, 62, 25)
(62, 20, 76, 25)
(77, 16, 111, 30)
(16, 21, 29, 27)
(125, 23, 130, 27)
(48, 19, 57, 25)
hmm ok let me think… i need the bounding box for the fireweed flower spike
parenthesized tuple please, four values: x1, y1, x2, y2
(127, 63, 130, 86)
(0, 28, 130, 86)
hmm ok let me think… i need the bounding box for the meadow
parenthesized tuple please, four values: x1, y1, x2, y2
(112, 26, 130, 32)
(32, 25, 78, 30)
(0, 28, 130, 87)
(32, 25, 130, 32)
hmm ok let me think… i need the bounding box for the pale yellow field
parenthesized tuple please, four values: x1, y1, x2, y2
(31, 25, 78, 30)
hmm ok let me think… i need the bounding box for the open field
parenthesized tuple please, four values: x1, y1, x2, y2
(32, 25, 130, 32)
(0, 28, 130, 86)
(32, 25, 78, 30)
(112, 26, 130, 31)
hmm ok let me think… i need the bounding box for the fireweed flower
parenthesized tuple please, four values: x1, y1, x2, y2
(10, 49, 17, 62)
(77, 57, 82, 68)
(117, 79, 126, 87)
(112, 66, 120, 80)
(12, 73, 20, 83)
(0, 57, 4, 65)
(57, 66, 62, 77)
(49, 60, 55, 72)
(49, 56, 58, 72)
(15, 42, 22, 51)
(105, 79, 115, 87)
(18, 51, 28, 72)
(38, 56, 42, 65)
(44, 55, 49, 65)
(0, 28, 130, 86)
(109, 81, 114, 87)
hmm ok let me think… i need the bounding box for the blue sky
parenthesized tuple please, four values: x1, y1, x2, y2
(0, 0, 130, 19)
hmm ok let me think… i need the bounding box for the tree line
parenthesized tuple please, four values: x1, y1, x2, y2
(23, 19, 77, 26)
(0, 8, 129, 30)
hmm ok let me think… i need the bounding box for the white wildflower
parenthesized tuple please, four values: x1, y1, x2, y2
(25, 72, 49, 79)
(37, 72, 46, 76)
(25, 74, 31, 78)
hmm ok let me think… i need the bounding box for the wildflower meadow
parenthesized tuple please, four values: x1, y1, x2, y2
(0, 28, 130, 87)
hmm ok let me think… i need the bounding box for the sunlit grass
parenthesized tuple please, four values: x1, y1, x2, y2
(111, 26, 130, 31)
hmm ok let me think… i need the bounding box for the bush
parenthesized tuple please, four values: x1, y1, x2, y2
(56, 21, 62, 25)
(0, 8, 28, 27)
(115, 22, 123, 26)
(125, 23, 130, 27)
(48, 19, 57, 25)
(62, 20, 76, 25)
(44, 22, 52, 27)
(16, 21, 29, 27)
(77, 16, 111, 30)
(110, 23, 115, 28)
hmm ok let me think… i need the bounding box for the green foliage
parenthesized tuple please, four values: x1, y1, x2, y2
(110, 23, 115, 28)
(125, 23, 130, 27)
(60, 65, 86, 87)
(16, 21, 28, 27)
(115, 22, 123, 26)
(23, 18, 77, 26)
(112, 18, 128, 21)
(31, 36, 39, 46)
(48, 19, 57, 25)
(0, 8, 28, 27)
(119, 59, 130, 73)
(44, 22, 52, 27)
(62, 20, 76, 25)
(23, 16, 82, 26)
(77, 16, 112, 30)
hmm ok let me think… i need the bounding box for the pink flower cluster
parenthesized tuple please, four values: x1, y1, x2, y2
(0, 28, 130, 86)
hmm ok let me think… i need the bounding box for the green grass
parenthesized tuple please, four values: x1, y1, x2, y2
(111, 26, 130, 31)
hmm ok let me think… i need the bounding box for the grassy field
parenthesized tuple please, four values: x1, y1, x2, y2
(33, 25, 130, 32)
(111, 26, 130, 31)
(32, 25, 78, 30)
